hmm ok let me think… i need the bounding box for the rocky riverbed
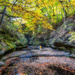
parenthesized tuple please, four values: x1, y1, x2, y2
(0, 47, 75, 75)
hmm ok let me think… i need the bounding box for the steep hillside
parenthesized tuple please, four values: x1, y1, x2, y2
(49, 14, 75, 55)
(0, 25, 27, 60)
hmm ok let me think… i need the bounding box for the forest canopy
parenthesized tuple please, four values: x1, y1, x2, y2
(0, 0, 75, 33)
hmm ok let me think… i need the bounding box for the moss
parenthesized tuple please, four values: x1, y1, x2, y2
(0, 44, 3, 50)
(59, 47, 66, 50)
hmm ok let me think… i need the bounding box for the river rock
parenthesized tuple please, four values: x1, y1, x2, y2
(0, 50, 5, 55)
(0, 61, 5, 67)
(70, 54, 75, 58)
(1, 51, 27, 61)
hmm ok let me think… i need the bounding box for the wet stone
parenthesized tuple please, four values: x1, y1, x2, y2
(0, 61, 5, 67)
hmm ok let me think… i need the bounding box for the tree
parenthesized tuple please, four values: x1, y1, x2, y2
(0, 0, 75, 32)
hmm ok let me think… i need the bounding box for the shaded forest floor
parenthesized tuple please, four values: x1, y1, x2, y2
(0, 48, 75, 75)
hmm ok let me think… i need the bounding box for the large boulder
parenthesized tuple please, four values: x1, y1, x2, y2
(49, 16, 75, 54)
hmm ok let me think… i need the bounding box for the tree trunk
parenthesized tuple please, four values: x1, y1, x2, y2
(0, 6, 7, 28)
